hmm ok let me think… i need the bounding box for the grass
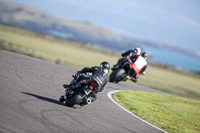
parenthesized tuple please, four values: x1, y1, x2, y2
(114, 90, 200, 133)
(137, 66, 200, 100)
(0, 24, 119, 69)
(0, 24, 200, 100)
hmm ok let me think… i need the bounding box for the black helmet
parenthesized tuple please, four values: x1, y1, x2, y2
(142, 52, 148, 60)
(100, 61, 110, 70)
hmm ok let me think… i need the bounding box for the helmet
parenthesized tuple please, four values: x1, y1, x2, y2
(142, 52, 148, 60)
(132, 49, 138, 55)
(134, 47, 141, 55)
(100, 61, 110, 70)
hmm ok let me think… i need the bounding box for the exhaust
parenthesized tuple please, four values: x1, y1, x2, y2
(86, 98, 92, 104)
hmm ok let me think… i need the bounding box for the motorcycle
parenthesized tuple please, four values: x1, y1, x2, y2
(59, 73, 98, 107)
(109, 56, 139, 83)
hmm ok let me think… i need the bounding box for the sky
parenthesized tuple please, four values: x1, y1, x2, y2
(4, 0, 200, 53)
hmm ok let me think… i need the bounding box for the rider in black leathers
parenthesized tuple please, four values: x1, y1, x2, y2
(62, 61, 110, 101)
(76, 61, 110, 92)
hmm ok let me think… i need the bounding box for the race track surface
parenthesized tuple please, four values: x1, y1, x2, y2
(0, 50, 167, 133)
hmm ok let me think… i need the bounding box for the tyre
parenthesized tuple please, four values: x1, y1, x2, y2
(109, 68, 126, 83)
(109, 71, 116, 82)
(65, 89, 86, 107)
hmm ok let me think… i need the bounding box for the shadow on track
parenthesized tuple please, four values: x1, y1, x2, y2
(22, 92, 65, 106)
(22, 92, 77, 109)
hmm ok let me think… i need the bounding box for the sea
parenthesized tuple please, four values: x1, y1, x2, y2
(145, 47, 200, 72)
(48, 31, 200, 72)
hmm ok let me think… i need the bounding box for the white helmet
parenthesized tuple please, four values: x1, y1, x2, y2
(134, 47, 141, 55)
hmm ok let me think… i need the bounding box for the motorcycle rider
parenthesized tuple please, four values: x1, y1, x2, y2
(127, 51, 148, 82)
(61, 61, 110, 102)
(111, 47, 141, 70)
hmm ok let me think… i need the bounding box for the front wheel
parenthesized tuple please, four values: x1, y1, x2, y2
(59, 95, 65, 103)
(109, 68, 126, 83)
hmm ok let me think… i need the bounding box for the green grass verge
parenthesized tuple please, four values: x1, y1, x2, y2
(0, 24, 200, 100)
(114, 90, 200, 133)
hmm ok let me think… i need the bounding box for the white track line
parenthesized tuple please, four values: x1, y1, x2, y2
(107, 90, 167, 133)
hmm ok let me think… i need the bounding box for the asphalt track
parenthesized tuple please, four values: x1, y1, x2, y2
(0, 50, 167, 133)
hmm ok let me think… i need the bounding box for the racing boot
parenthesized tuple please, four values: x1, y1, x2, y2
(63, 84, 74, 90)
(63, 77, 78, 89)
(59, 85, 70, 103)
(63, 84, 69, 89)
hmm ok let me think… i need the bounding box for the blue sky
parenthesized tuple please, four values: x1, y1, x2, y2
(5, 0, 200, 53)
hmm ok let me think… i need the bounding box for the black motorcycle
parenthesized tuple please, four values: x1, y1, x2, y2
(59, 73, 98, 107)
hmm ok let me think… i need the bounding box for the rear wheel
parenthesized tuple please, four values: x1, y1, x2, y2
(65, 89, 86, 107)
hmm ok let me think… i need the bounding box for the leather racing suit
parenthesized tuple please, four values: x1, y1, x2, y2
(77, 66, 109, 92)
